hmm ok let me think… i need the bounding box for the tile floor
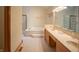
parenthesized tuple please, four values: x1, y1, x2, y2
(22, 32, 55, 52)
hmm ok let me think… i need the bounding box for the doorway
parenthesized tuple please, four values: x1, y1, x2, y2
(4, 6, 11, 52)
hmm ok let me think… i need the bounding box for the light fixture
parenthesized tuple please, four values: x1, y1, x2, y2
(52, 6, 67, 12)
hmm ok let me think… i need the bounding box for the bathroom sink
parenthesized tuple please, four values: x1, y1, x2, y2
(58, 31, 64, 35)
(54, 30, 64, 35)
(66, 41, 79, 49)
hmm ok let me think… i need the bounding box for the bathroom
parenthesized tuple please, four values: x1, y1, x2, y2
(22, 6, 79, 52)
(0, 6, 79, 52)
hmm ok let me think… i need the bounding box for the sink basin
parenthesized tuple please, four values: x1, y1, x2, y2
(67, 41, 79, 49)
(54, 30, 64, 35)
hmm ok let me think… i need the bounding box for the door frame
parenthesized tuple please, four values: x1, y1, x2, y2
(4, 6, 11, 52)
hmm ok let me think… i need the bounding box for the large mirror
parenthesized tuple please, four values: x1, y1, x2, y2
(54, 6, 79, 32)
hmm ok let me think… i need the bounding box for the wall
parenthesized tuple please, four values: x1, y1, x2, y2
(0, 7, 4, 50)
(11, 7, 22, 51)
(22, 7, 53, 29)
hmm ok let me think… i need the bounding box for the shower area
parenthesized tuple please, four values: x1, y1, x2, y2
(22, 14, 27, 35)
(22, 7, 44, 38)
(22, 14, 44, 38)
(22, 6, 53, 38)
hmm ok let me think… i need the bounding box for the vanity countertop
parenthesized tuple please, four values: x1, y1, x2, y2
(44, 25, 79, 52)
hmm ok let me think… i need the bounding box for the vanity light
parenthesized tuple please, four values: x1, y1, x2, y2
(53, 6, 67, 12)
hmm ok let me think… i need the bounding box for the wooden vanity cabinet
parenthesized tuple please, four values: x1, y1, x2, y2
(44, 28, 70, 52)
(56, 40, 70, 52)
(49, 36, 56, 50)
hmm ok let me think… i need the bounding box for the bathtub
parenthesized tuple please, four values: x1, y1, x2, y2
(25, 27, 44, 33)
(24, 27, 44, 37)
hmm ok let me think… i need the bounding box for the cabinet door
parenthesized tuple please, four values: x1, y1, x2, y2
(56, 41, 70, 52)
(49, 36, 56, 48)
(44, 29, 49, 44)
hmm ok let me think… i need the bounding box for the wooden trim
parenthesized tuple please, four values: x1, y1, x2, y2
(4, 6, 11, 52)
(15, 40, 23, 52)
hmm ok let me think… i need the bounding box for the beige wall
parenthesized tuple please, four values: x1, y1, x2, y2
(22, 7, 53, 29)
(11, 7, 22, 51)
(0, 7, 4, 49)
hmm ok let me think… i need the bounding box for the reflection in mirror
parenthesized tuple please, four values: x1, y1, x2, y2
(54, 6, 79, 32)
